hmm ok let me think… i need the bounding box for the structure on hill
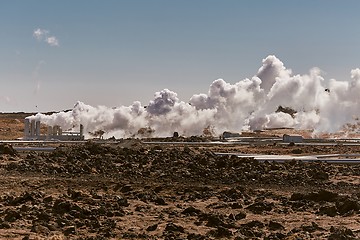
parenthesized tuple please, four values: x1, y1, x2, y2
(24, 119, 84, 141)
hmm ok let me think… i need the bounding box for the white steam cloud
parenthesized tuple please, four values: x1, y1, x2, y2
(27, 55, 360, 138)
(33, 28, 59, 47)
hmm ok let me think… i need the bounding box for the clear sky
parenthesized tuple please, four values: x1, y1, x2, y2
(1, 0, 360, 112)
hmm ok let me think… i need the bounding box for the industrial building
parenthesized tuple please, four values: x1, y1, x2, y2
(283, 134, 303, 143)
(24, 119, 84, 141)
(222, 131, 241, 139)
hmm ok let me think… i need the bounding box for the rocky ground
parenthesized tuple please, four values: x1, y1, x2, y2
(0, 140, 359, 239)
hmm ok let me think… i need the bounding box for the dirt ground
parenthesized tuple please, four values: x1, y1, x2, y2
(0, 114, 360, 239)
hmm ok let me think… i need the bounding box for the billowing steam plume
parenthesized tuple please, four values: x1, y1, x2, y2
(27, 55, 360, 138)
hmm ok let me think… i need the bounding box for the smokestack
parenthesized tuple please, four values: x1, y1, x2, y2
(53, 125, 59, 136)
(80, 124, 84, 137)
(35, 121, 41, 136)
(24, 119, 30, 138)
(47, 126, 53, 137)
(30, 120, 35, 137)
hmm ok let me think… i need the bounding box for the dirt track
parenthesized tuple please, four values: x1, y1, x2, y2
(0, 140, 359, 239)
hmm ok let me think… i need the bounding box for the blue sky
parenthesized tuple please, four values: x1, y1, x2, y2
(1, 0, 360, 112)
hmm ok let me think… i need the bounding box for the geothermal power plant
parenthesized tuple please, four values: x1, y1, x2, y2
(23, 119, 84, 141)
(3, 54, 359, 163)
(18, 116, 360, 164)
(20, 55, 360, 141)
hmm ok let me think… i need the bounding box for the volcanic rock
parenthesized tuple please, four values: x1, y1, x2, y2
(208, 226, 232, 238)
(246, 201, 273, 214)
(0, 143, 17, 155)
(268, 221, 285, 231)
(235, 212, 247, 220)
(164, 222, 184, 233)
(336, 198, 360, 215)
(63, 225, 76, 236)
(318, 204, 338, 217)
(182, 206, 202, 216)
(328, 226, 356, 240)
(146, 223, 158, 231)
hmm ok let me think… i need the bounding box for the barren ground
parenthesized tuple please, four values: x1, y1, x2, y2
(0, 114, 359, 239)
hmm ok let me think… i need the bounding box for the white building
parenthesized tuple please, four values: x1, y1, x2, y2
(24, 119, 84, 141)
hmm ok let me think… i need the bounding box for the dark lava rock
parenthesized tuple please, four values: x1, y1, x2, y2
(246, 202, 273, 214)
(154, 186, 163, 193)
(290, 190, 338, 202)
(63, 225, 76, 236)
(43, 196, 53, 203)
(328, 226, 356, 240)
(4, 209, 21, 222)
(8, 192, 35, 206)
(36, 211, 52, 222)
(291, 148, 303, 154)
(230, 202, 243, 209)
(182, 206, 202, 216)
(187, 233, 206, 240)
(336, 198, 360, 215)
(310, 170, 329, 180)
(146, 223, 158, 231)
(219, 188, 243, 201)
(153, 197, 167, 206)
(241, 220, 265, 229)
(290, 193, 305, 201)
(201, 213, 226, 228)
(208, 226, 232, 238)
(0, 221, 11, 229)
(308, 190, 338, 202)
(301, 222, 324, 232)
(67, 188, 84, 200)
(31, 224, 50, 235)
(164, 222, 184, 233)
(0, 144, 17, 155)
(120, 184, 133, 193)
(264, 232, 287, 240)
(53, 199, 72, 214)
(237, 225, 264, 238)
(22, 235, 30, 240)
(5, 143, 360, 239)
(318, 205, 338, 217)
(122, 231, 138, 238)
(268, 221, 284, 231)
(116, 196, 130, 207)
(235, 212, 246, 220)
